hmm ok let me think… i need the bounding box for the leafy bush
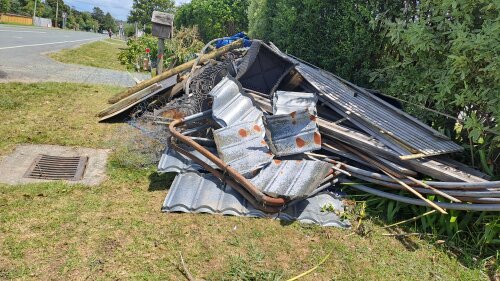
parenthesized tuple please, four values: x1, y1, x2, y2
(248, 0, 404, 85)
(119, 26, 205, 71)
(370, 0, 499, 176)
(175, 0, 249, 42)
(119, 34, 158, 71)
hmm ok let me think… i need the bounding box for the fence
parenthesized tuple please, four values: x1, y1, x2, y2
(0, 13, 33, 25)
(33, 16, 52, 27)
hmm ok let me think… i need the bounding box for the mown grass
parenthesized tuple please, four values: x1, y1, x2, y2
(0, 82, 492, 280)
(48, 39, 128, 71)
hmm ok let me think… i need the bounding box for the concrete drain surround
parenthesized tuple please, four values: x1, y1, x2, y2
(24, 155, 88, 181)
(0, 144, 110, 186)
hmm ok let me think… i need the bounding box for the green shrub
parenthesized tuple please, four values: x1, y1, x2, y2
(370, 0, 499, 176)
(248, 0, 404, 85)
(119, 34, 158, 71)
(118, 26, 205, 71)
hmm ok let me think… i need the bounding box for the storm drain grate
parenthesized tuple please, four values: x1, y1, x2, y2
(23, 154, 88, 181)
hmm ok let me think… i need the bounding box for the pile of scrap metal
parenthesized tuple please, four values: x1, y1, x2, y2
(99, 38, 500, 227)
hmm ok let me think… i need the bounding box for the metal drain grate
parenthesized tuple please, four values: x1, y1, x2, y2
(24, 154, 88, 181)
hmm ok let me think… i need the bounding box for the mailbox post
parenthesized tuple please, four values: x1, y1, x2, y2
(151, 11, 173, 75)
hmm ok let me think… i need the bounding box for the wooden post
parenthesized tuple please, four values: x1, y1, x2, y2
(157, 38, 165, 74)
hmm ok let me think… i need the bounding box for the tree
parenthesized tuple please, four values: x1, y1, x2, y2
(102, 12, 117, 32)
(91, 6, 105, 29)
(0, 0, 11, 13)
(9, 0, 21, 14)
(175, 0, 249, 41)
(128, 0, 175, 26)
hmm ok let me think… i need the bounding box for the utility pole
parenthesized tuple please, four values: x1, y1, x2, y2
(33, 0, 37, 19)
(62, 12, 67, 29)
(55, 0, 59, 28)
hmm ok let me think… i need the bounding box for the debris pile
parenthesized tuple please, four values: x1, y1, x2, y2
(99, 37, 500, 227)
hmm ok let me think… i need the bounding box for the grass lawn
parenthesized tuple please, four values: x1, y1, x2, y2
(0, 82, 491, 280)
(48, 39, 128, 71)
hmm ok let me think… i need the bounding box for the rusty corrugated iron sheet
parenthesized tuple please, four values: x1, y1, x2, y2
(264, 109, 322, 157)
(251, 159, 332, 199)
(162, 171, 350, 227)
(213, 120, 273, 177)
(286, 54, 464, 158)
(209, 76, 262, 127)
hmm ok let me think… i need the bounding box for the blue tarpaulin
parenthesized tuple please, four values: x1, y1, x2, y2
(215, 32, 252, 49)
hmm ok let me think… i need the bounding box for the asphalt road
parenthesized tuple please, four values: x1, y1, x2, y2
(0, 24, 146, 86)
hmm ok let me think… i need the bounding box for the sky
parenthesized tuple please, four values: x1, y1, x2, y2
(64, 0, 190, 21)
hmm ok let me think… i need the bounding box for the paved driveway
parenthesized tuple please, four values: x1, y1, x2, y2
(0, 24, 147, 86)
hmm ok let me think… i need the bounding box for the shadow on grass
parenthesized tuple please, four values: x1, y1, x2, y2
(148, 172, 176, 192)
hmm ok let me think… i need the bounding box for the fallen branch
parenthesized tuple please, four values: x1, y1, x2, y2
(286, 248, 333, 281)
(383, 210, 437, 229)
(179, 252, 205, 281)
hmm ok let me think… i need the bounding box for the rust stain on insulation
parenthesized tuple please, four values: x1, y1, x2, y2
(238, 129, 248, 137)
(296, 137, 306, 148)
(314, 132, 321, 145)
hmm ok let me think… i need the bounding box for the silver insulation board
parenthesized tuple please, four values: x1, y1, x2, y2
(264, 109, 322, 157)
(162, 172, 350, 228)
(209, 76, 263, 127)
(273, 91, 317, 115)
(213, 120, 273, 177)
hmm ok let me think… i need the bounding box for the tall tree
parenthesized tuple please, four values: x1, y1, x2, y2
(102, 12, 117, 32)
(91, 6, 105, 26)
(128, 0, 175, 26)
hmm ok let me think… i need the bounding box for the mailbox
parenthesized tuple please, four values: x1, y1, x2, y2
(151, 11, 173, 39)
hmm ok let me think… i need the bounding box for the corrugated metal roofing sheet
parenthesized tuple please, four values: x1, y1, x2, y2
(213, 120, 273, 177)
(264, 109, 322, 157)
(289, 57, 463, 157)
(158, 145, 218, 173)
(273, 91, 317, 115)
(209, 76, 263, 127)
(251, 159, 332, 199)
(162, 172, 350, 227)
